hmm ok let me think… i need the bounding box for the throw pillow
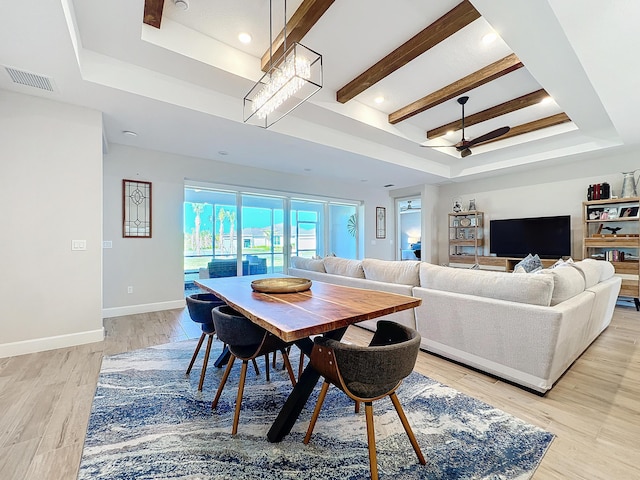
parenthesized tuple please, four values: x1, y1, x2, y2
(512, 253, 542, 273)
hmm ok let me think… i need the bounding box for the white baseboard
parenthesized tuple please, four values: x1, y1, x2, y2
(102, 299, 186, 318)
(0, 328, 105, 359)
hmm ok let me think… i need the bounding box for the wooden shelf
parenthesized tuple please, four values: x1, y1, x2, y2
(448, 211, 483, 265)
(583, 198, 640, 301)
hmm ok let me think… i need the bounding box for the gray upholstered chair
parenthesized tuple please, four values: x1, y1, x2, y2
(185, 293, 225, 391)
(303, 320, 426, 480)
(211, 305, 297, 435)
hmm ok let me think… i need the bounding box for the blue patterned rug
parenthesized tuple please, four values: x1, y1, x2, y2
(79, 339, 554, 479)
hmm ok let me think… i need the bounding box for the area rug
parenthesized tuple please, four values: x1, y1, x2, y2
(78, 339, 554, 479)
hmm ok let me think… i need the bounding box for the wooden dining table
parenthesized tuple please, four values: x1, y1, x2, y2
(195, 273, 421, 442)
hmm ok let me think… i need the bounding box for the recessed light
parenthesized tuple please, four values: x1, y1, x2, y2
(122, 130, 138, 137)
(173, 0, 189, 11)
(540, 96, 554, 105)
(383, 184, 394, 188)
(218, 150, 229, 156)
(374, 96, 385, 104)
(446, 130, 455, 136)
(238, 32, 252, 44)
(482, 32, 497, 45)
(304, 168, 312, 172)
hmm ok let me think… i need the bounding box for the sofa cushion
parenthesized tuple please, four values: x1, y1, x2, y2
(597, 260, 615, 281)
(419, 263, 554, 306)
(362, 258, 420, 285)
(290, 256, 326, 272)
(537, 266, 586, 305)
(572, 259, 608, 287)
(323, 256, 365, 278)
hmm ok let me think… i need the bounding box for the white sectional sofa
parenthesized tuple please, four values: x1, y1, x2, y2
(288, 256, 621, 394)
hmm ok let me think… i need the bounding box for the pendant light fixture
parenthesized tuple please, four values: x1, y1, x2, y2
(243, 0, 323, 128)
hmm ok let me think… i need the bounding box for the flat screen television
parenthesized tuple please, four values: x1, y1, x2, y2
(489, 215, 571, 259)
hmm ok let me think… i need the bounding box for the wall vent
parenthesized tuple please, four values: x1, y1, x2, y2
(4, 66, 55, 92)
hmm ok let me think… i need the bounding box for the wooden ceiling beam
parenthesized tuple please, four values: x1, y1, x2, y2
(143, 0, 165, 29)
(427, 89, 549, 139)
(260, 0, 335, 72)
(336, 0, 480, 104)
(476, 113, 572, 146)
(389, 53, 523, 124)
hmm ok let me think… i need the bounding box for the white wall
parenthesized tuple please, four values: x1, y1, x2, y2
(102, 144, 395, 315)
(0, 91, 103, 357)
(435, 149, 640, 264)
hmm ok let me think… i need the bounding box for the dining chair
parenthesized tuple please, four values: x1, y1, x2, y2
(211, 305, 297, 435)
(303, 320, 426, 480)
(185, 293, 225, 391)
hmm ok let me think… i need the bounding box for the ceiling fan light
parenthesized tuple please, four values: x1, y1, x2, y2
(460, 148, 472, 158)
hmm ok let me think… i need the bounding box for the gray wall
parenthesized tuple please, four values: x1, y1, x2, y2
(102, 144, 398, 314)
(0, 91, 103, 357)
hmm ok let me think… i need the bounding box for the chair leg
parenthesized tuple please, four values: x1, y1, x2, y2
(197, 334, 214, 391)
(232, 360, 249, 435)
(280, 349, 297, 387)
(303, 381, 330, 444)
(212, 355, 236, 409)
(389, 392, 426, 465)
(354, 401, 360, 413)
(264, 354, 270, 381)
(186, 333, 206, 375)
(252, 358, 260, 375)
(364, 402, 379, 480)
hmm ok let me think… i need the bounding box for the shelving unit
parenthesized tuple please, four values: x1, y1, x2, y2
(583, 197, 640, 308)
(449, 211, 484, 265)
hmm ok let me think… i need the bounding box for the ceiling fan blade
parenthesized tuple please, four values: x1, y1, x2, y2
(465, 126, 510, 147)
(420, 144, 458, 148)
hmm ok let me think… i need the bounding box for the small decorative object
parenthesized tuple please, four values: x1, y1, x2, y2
(376, 207, 386, 239)
(620, 171, 639, 198)
(469, 231, 475, 239)
(604, 207, 619, 219)
(468, 199, 476, 211)
(452, 198, 462, 213)
(459, 217, 472, 227)
(123, 179, 152, 238)
(453, 218, 459, 227)
(603, 226, 622, 236)
(251, 277, 312, 293)
(458, 231, 465, 239)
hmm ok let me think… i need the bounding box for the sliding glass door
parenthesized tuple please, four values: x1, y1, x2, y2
(241, 194, 284, 274)
(184, 185, 359, 284)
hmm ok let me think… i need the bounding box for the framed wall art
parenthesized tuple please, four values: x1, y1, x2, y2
(376, 206, 386, 239)
(123, 179, 152, 238)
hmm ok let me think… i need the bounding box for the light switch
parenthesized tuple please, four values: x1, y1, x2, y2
(72, 240, 87, 251)
(103, 241, 112, 248)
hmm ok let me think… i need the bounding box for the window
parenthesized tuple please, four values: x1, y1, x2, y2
(184, 185, 359, 283)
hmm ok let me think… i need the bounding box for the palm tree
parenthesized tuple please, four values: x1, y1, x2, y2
(192, 203, 205, 255)
(217, 207, 227, 253)
(227, 210, 236, 254)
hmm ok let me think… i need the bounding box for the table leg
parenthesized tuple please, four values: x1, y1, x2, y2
(267, 328, 346, 443)
(213, 345, 231, 368)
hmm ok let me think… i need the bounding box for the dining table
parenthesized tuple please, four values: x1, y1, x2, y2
(195, 273, 422, 443)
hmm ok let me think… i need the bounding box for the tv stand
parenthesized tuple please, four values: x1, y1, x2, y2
(448, 255, 559, 271)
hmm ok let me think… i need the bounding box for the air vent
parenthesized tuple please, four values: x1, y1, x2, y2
(4, 66, 55, 92)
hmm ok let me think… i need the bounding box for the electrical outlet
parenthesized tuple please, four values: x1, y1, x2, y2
(71, 239, 87, 251)
(127, 286, 133, 294)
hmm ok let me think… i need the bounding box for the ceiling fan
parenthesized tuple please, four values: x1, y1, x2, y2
(421, 96, 510, 158)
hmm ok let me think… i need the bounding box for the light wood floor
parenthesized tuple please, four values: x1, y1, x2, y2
(1, 305, 639, 479)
